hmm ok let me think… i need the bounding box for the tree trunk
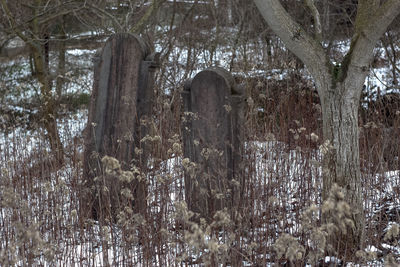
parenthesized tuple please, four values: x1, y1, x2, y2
(56, 16, 67, 100)
(32, 48, 64, 165)
(30, 0, 64, 165)
(253, 0, 400, 258)
(320, 81, 365, 253)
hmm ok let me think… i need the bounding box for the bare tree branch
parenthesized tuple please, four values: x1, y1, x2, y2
(304, 0, 322, 41)
(253, 0, 330, 89)
(129, 0, 166, 34)
(85, 3, 123, 32)
(342, 0, 400, 95)
(1, 0, 30, 43)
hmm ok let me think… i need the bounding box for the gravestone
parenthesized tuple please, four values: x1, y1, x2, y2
(82, 33, 159, 220)
(182, 67, 244, 220)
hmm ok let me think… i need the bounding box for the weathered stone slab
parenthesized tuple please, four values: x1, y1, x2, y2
(182, 67, 244, 220)
(82, 33, 158, 220)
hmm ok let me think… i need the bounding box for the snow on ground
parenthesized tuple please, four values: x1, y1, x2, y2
(0, 110, 87, 169)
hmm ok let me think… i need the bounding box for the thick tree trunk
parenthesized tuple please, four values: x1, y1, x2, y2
(320, 81, 365, 253)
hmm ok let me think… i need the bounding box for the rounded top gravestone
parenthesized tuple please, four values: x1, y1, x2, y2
(82, 33, 158, 220)
(190, 67, 234, 160)
(88, 33, 151, 166)
(182, 66, 244, 220)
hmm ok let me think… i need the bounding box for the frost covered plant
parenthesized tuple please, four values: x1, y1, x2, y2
(0, 185, 55, 266)
(100, 155, 139, 183)
(174, 202, 233, 265)
(210, 209, 233, 229)
(355, 249, 377, 263)
(167, 134, 182, 156)
(385, 254, 399, 267)
(116, 206, 146, 245)
(298, 184, 356, 263)
(301, 204, 328, 262)
(273, 233, 305, 263)
(140, 134, 161, 144)
(0, 221, 54, 266)
(319, 139, 333, 155)
(384, 223, 400, 242)
(321, 183, 355, 236)
(102, 155, 121, 174)
(200, 147, 223, 160)
(310, 132, 319, 142)
(382, 223, 400, 265)
(182, 157, 197, 179)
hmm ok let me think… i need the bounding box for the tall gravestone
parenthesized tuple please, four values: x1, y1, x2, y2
(82, 33, 159, 220)
(182, 67, 244, 220)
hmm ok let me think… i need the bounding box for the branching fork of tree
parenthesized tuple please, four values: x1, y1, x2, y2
(254, 0, 400, 255)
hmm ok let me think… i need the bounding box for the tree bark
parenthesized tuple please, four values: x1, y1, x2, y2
(319, 81, 365, 253)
